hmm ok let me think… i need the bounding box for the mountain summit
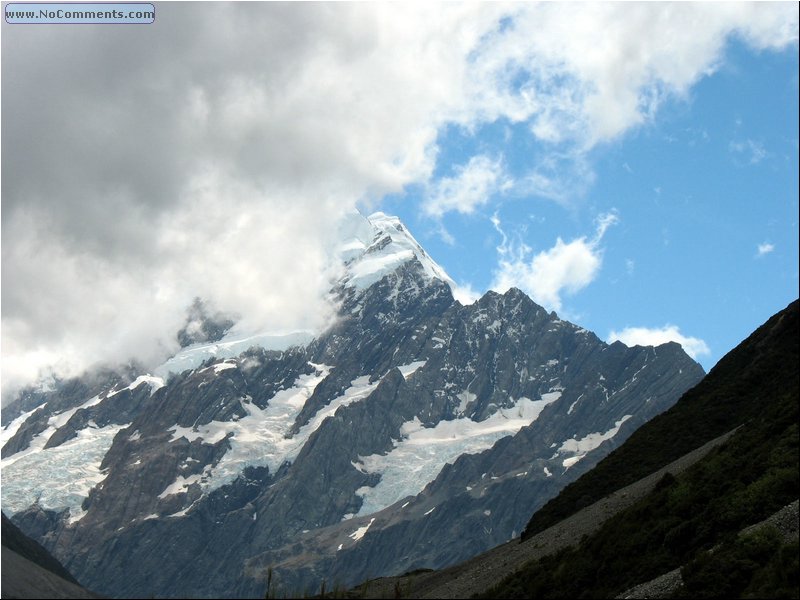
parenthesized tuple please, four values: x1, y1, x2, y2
(339, 210, 458, 292)
(1, 213, 704, 598)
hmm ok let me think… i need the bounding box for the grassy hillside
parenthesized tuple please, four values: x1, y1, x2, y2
(484, 300, 799, 599)
(523, 299, 798, 539)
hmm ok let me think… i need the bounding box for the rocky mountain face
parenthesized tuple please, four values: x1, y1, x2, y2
(1, 212, 705, 598)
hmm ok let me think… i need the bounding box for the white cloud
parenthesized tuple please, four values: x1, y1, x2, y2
(729, 139, 768, 165)
(424, 155, 511, 218)
(757, 242, 776, 257)
(608, 325, 711, 360)
(1, 2, 796, 397)
(469, 2, 797, 148)
(490, 212, 618, 313)
(451, 283, 482, 306)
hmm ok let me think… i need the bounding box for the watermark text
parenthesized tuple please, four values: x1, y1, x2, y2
(5, 3, 155, 24)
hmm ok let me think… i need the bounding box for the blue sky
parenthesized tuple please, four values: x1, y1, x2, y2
(2, 3, 798, 394)
(382, 36, 798, 372)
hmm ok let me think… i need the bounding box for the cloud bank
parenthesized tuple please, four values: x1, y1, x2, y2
(2, 2, 796, 397)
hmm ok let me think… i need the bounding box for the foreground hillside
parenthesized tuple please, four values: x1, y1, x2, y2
(1, 513, 101, 599)
(347, 299, 798, 598)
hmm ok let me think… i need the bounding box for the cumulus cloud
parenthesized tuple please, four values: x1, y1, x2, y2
(2, 2, 499, 397)
(490, 212, 618, 313)
(757, 242, 776, 257)
(608, 325, 711, 360)
(467, 2, 797, 148)
(2, 2, 796, 397)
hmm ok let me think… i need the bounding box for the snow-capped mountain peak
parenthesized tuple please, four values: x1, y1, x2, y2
(338, 210, 457, 292)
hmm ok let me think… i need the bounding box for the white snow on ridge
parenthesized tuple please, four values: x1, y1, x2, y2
(205, 361, 237, 374)
(354, 393, 561, 517)
(1, 406, 44, 448)
(169, 423, 229, 445)
(540, 391, 562, 404)
(559, 415, 632, 468)
(456, 390, 476, 415)
(348, 248, 416, 290)
(163, 365, 330, 491)
(153, 330, 316, 379)
(108, 375, 165, 398)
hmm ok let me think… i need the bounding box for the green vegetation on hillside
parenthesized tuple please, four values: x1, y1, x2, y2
(676, 526, 798, 599)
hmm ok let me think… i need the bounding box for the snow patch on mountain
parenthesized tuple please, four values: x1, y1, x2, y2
(354, 394, 561, 516)
(397, 361, 426, 379)
(559, 415, 633, 468)
(2, 394, 104, 469)
(348, 517, 376, 543)
(169, 423, 229, 445)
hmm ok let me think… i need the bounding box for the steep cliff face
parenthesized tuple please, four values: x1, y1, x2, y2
(1, 211, 705, 598)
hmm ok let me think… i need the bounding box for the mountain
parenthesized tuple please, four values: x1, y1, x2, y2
(0, 211, 704, 598)
(340, 298, 798, 599)
(485, 298, 799, 599)
(522, 297, 800, 541)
